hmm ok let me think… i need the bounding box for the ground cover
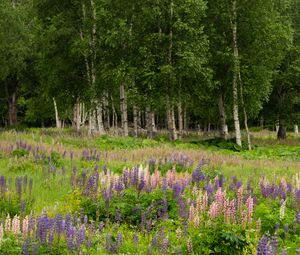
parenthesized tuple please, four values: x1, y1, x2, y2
(0, 129, 299, 254)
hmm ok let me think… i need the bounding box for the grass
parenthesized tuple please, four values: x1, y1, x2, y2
(0, 128, 299, 214)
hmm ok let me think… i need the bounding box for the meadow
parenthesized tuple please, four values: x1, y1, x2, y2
(0, 129, 299, 254)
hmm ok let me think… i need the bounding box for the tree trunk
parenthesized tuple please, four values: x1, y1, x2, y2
(52, 98, 61, 129)
(183, 103, 188, 133)
(231, 0, 242, 147)
(96, 101, 106, 135)
(178, 102, 183, 139)
(146, 106, 156, 138)
(167, 103, 177, 141)
(133, 105, 138, 137)
(294, 124, 299, 134)
(218, 94, 227, 140)
(277, 120, 287, 139)
(120, 83, 128, 137)
(7, 76, 18, 126)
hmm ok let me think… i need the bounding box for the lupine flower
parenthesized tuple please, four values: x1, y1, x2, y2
(12, 215, 20, 234)
(0, 223, 3, 241)
(116, 232, 123, 247)
(22, 239, 30, 255)
(174, 228, 181, 241)
(209, 202, 219, 218)
(162, 238, 169, 255)
(237, 185, 243, 211)
(280, 199, 286, 220)
(187, 238, 193, 254)
(246, 196, 254, 223)
(5, 214, 11, 232)
(133, 234, 139, 246)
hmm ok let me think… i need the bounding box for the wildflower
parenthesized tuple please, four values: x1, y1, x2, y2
(246, 196, 254, 223)
(5, 214, 11, 232)
(209, 201, 219, 218)
(237, 185, 243, 211)
(0, 223, 3, 241)
(280, 199, 286, 220)
(187, 238, 193, 253)
(12, 215, 20, 234)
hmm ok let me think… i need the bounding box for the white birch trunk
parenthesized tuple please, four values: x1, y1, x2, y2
(96, 101, 106, 135)
(133, 105, 138, 137)
(231, 0, 242, 147)
(294, 124, 299, 134)
(53, 97, 61, 129)
(120, 83, 128, 136)
(178, 102, 183, 139)
(218, 94, 228, 140)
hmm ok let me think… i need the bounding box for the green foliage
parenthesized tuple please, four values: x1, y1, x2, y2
(0, 234, 22, 255)
(190, 224, 251, 255)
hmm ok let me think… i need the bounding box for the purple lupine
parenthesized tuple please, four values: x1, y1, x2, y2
(23, 175, 28, 193)
(67, 226, 76, 251)
(20, 199, 26, 214)
(116, 232, 123, 247)
(271, 236, 278, 254)
(15, 176, 22, 197)
(296, 212, 300, 224)
(191, 167, 204, 183)
(48, 230, 54, 248)
(77, 225, 85, 246)
(86, 238, 93, 249)
(133, 234, 139, 246)
(162, 177, 167, 193)
(115, 179, 124, 193)
(99, 222, 104, 232)
(178, 198, 186, 219)
(284, 224, 289, 235)
(103, 164, 107, 175)
(173, 183, 181, 198)
(55, 214, 64, 234)
(295, 189, 300, 200)
(38, 214, 48, 244)
(116, 208, 121, 224)
(256, 235, 268, 255)
(162, 238, 169, 255)
(138, 174, 145, 192)
(22, 239, 30, 255)
(204, 183, 213, 195)
(106, 233, 112, 251)
(31, 242, 38, 255)
(29, 178, 33, 195)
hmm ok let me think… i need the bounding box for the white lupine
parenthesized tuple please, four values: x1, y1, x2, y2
(280, 199, 286, 220)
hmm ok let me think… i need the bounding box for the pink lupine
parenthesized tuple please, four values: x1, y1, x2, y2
(175, 227, 182, 240)
(5, 214, 11, 232)
(246, 196, 254, 223)
(12, 215, 20, 234)
(202, 192, 208, 213)
(0, 223, 3, 241)
(187, 238, 193, 253)
(280, 177, 288, 192)
(22, 215, 29, 236)
(209, 201, 219, 218)
(224, 199, 236, 224)
(215, 188, 226, 211)
(241, 209, 248, 228)
(189, 204, 195, 223)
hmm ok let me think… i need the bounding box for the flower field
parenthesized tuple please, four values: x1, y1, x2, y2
(0, 130, 299, 254)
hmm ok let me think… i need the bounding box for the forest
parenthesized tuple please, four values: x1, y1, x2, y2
(1, 0, 300, 255)
(1, 0, 300, 147)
